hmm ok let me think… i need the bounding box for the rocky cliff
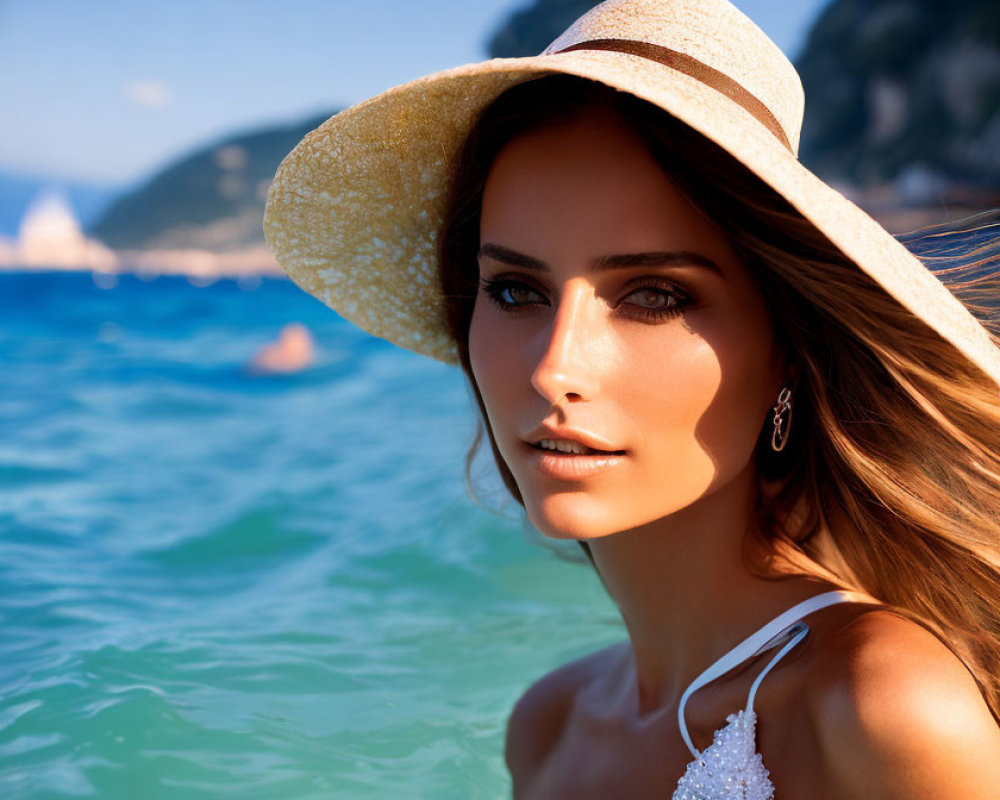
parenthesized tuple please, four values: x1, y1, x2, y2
(798, 0, 1000, 192)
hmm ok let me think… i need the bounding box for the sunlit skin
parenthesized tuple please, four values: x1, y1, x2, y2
(467, 105, 858, 720)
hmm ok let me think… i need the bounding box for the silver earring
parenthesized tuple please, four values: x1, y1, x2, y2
(770, 385, 793, 453)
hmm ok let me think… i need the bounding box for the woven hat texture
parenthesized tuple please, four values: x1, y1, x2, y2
(263, 0, 1000, 389)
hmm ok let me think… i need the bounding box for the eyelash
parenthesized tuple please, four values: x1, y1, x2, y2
(478, 276, 695, 323)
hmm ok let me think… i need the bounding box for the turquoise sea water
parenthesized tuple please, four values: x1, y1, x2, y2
(0, 271, 620, 799)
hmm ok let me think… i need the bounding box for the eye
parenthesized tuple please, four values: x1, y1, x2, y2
(478, 275, 695, 322)
(619, 281, 693, 322)
(625, 287, 676, 310)
(479, 277, 547, 312)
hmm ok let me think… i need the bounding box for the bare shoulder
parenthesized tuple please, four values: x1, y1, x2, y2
(804, 608, 1000, 799)
(505, 640, 624, 791)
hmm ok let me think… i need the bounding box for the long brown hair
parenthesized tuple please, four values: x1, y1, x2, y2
(437, 74, 1000, 722)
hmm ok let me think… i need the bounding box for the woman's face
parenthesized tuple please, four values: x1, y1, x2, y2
(469, 106, 787, 540)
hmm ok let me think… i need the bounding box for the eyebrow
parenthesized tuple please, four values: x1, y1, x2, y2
(477, 243, 722, 274)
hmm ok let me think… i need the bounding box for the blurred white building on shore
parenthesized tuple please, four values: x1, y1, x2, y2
(0, 189, 117, 270)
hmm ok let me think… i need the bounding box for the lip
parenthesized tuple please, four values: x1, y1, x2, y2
(521, 439, 628, 480)
(522, 423, 623, 453)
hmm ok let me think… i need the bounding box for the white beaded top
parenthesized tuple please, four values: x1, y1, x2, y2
(671, 590, 875, 799)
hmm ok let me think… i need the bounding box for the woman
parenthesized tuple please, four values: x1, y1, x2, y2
(264, 0, 1000, 796)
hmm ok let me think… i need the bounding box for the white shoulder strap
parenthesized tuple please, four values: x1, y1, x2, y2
(677, 590, 874, 758)
(745, 622, 811, 714)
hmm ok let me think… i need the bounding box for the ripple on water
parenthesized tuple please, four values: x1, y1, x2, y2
(140, 500, 327, 575)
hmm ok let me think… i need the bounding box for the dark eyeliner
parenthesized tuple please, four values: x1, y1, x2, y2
(479, 275, 547, 313)
(618, 278, 694, 322)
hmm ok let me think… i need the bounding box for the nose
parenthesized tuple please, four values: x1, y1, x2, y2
(530, 280, 600, 405)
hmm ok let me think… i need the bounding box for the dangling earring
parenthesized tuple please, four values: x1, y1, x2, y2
(770, 385, 793, 452)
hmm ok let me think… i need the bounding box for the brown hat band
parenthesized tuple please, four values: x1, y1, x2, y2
(553, 39, 793, 153)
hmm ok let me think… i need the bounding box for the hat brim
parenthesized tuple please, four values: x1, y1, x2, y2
(263, 49, 1000, 388)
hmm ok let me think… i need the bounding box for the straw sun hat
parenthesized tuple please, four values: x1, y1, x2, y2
(263, 0, 1000, 389)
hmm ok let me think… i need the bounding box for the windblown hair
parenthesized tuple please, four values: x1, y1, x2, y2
(437, 74, 1000, 723)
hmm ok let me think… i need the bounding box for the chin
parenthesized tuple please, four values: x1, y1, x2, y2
(525, 494, 628, 540)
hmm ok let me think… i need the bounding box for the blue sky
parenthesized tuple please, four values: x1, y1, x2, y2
(0, 0, 829, 188)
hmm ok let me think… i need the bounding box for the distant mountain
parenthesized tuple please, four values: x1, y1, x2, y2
(88, 113, 334, 251)
(0, 170, 121, 239)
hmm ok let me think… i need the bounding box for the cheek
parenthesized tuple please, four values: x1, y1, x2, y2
(468, 303, 494, 397)
(636, 334, 721, 418)
(663, 327, 777, 473)
(623, 324, 773, 480)
(623, 333, 723, 467)
(469, 304, 516, 430)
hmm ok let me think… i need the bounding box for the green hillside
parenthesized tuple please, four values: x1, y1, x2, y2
(89, 113, 334, 250)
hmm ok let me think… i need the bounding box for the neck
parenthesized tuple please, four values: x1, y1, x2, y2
(587, 462, 835, 718)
